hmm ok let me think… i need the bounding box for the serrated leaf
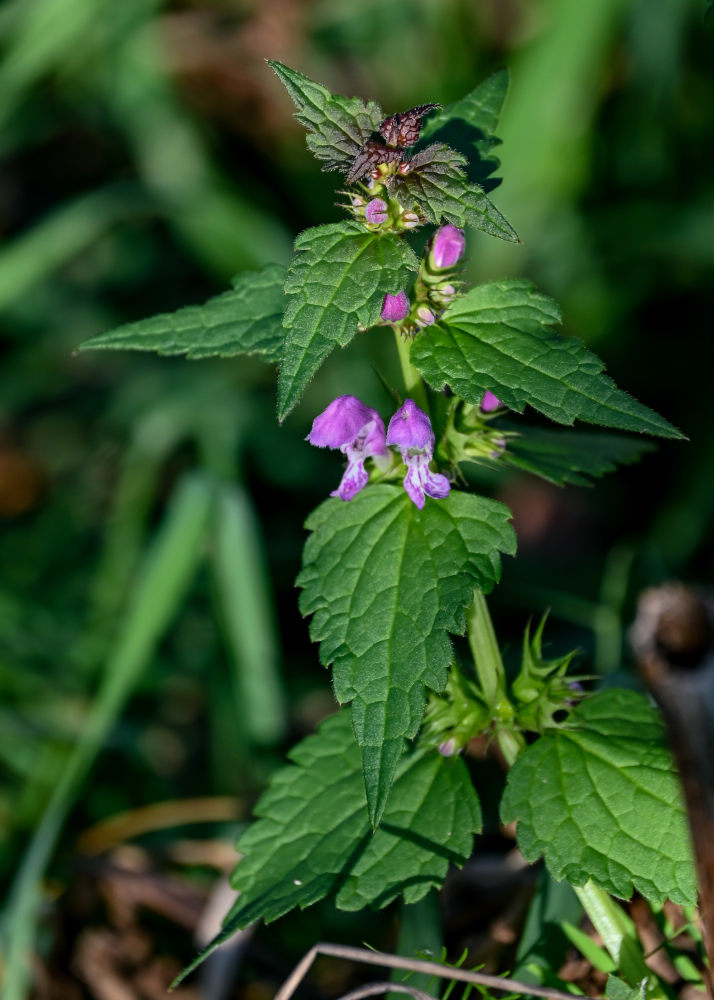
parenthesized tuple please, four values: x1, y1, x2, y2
(498, 423, 656, 486)
(500, 689, 697, 906)
(393, 144, 518, 242)
(419, 69, 508, 190)
(278, 222, 418, 420)
(413, 280, 683, 438)
(173, 710, 481, 986)
(297, 485, 516, 825)
(269, 60, 383, 172)
(79, 263, 286, 362)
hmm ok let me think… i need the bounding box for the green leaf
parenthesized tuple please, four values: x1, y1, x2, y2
(297, 485, 515, 826)
(278, 223, 418, 420)
(172, 710, 481, 986)
(79, 263, 286, 362)
(500, 689, 697, 906)
(393, 144, 518, 242)
(419, 69, 509, 189)
(413, 280, 683, 438)
(269, 60, 383, 172)
(499, 423, 656, 486)
(606, 976, 647, 1000)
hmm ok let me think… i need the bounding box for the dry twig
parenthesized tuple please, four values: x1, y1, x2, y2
(273, 942, 597, 1000)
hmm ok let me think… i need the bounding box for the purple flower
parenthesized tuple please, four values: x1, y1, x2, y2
(307, 395, 387, 501)
(365, 198, 388, 224)
(381, 290, 410, 323)
(386, 399, 450, 510)
(430, 224, 466, 270)
(480, 390, 502, 413)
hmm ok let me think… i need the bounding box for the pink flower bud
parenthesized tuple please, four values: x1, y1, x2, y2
(381, 291, 410, 322)
(430, 224, 466, 269)
(365, 198, 388, 225)
(438, 738, 456, 757)
(480, 390, 502, 413)
(400, 211, 420, 230)
(415, 305, 435, 327)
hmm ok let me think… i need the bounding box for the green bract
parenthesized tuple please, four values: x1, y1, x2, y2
(278, 223, 418, 420)
(501, 689, 697, 906)
(173, 709, 481, 985)
(298, 485, 515, 826)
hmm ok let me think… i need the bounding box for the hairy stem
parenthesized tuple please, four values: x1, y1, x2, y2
(393, 327, 430, 413)
(467, 589, 524, 766)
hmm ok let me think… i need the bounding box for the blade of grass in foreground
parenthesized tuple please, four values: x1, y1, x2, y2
(211, 485, 287, 746)
(0, 474, 214, 1000)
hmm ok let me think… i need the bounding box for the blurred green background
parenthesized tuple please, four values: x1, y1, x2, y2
(1, 0, 713, 996)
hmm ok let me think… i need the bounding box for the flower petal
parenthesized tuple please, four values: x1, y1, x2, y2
(423, 469, 450, 499)
(331, 457, 369, 501)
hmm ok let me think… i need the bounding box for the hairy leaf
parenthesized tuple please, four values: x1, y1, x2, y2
(298, 485, 515, 825)
(413, 280, 683, 438)
(269, 60, 383, 172)
(498, 423, 656, 486)
(393, 144, 518, 242)
(419, 69, 508, 189)
(173, 710, 481, 985)
(278, 222, 418, 420)
(501, 689, 697, 906)
(80, 263, 286, 362)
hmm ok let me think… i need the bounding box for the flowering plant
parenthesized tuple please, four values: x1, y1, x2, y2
(81, 63, 698, 998)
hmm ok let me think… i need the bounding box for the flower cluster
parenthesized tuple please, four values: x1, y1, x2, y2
(377, 224, 467, 331)
(307, 395, 450, 509)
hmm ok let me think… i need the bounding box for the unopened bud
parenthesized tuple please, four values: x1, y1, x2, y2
(365, 197, 388, 225)
(397, 161, 411, 175)
(381, 291, 410, 323)
(438, 738, 456, 757)
(430, 224, 466, 270)
(480, 390, 502, 413)
(489, 436, 507, 458)
(400, 211, 420, 230)
(415, 305, 435, 327)
(430, 283, 456, 306)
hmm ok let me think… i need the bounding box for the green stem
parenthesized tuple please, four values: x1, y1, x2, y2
(467, 589, 504, 706)
(574, 881, 666, 998)
(393, 326, 430, 413)
(467, 589, 525, 766)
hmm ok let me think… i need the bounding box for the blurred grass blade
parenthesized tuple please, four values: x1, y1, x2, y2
(105, 25, 292, 276)
(75, 408, 188, 675)
(211, 485, 286, 746)
(0, 473, 214, 1000)
(0, 183, 150, 312)
(514, 868, 582, 985)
